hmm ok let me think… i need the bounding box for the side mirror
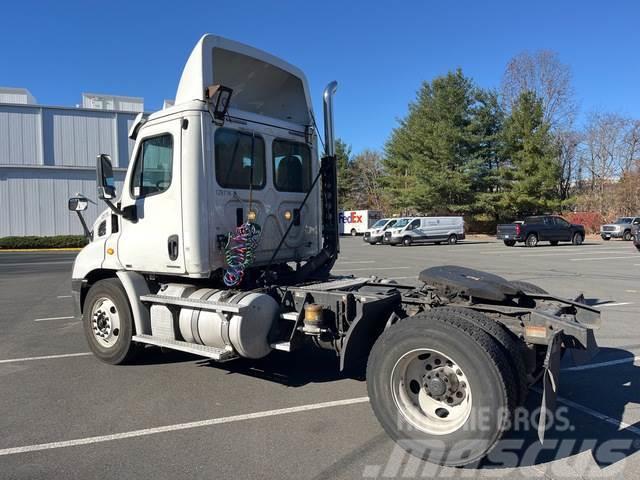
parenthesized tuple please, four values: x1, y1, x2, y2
(96, 154, 116, 200)
(68, 196, 89, 212)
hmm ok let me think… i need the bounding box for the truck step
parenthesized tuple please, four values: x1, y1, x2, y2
(140, 294, 246, 314)
(298, 277, 370, 291)
(132, 334, 238, 362)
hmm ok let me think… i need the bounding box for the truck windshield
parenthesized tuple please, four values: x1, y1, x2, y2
(273, 139, 311, 192)
(214, 129, 265, 189)
(371, 219, 388, 229)
(615, 218, 632, 224)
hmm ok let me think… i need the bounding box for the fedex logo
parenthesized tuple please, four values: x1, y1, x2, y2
(339, 211, 363, 224)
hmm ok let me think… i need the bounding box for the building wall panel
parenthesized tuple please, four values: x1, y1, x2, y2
(0, 106, 40, 165)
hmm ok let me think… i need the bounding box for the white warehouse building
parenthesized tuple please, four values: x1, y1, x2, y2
(0, 88, 141, 237)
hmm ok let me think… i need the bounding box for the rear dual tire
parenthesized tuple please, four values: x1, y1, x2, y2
(367, 310, 516, 466)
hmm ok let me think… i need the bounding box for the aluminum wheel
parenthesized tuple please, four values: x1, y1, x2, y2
(90, 297, 121, 348)
(391, 348, 472, 435)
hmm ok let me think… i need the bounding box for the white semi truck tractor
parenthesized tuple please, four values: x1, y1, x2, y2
(68, 34, 601, 466)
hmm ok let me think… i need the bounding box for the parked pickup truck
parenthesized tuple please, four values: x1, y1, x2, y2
(600, 216, 640, 241)
(497, 215, 585, 247)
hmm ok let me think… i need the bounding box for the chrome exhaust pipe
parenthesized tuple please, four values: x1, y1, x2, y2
(322, 81, 338, 157)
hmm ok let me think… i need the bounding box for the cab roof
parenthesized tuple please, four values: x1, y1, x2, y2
(174, 34, 313, 125)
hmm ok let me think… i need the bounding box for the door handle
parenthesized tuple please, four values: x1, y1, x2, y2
(168, 235, 179, 261)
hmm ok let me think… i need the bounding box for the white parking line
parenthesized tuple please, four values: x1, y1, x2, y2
(57, 295, 72, 299)
(562, 356, 640, 372)
(0, 352, 92, 364)
(520, 250, 627, 257)
(532, 388, 640, 436)
(332, 266, 410, 273)
(0, 261, 74, 267)
(555, 395, 640, 436)
(0, 396, 370, 456)
(335, 260, 375, 265)
(570, 256, 637, 262)
(34, 316, 75, 322)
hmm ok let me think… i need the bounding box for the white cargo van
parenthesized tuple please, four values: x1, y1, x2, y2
(363, 218, 400, 244)
(383, 216, 465, 246)
(339, 210, 382, 235)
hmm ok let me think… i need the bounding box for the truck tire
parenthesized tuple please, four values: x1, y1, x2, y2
(83, 278, 140, 365)
(623, 230, 632, 241)
(402, 236, 412, 247)
(601, 236, 610, 241)
(428, 306, 528, 406)
(525, 233, 538, 247)
(447, 234, 458, 245)
(510, 280, 548, 295)
(503, 240, 516, 247)
(351, 228, 357, 236)
(572, 232, 584, 245)
(367, 312, 515, 466)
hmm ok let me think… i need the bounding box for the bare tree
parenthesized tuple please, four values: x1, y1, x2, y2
(555, 130, 581, 201)
(575, 112, 640, 214)
(350, 150, 388, 211)
(501, 50, 577, 130)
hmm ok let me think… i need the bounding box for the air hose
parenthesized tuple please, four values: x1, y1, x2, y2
(223, 222, 262, 287)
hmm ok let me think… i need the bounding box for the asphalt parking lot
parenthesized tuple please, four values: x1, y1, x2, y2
(1, 238, 639, 479)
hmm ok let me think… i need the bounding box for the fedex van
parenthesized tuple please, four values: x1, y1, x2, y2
(339, 210, 382, 236)
(383, 216, 465, 246)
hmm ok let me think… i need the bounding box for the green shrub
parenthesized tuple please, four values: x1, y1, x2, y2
(0, 235, 88, 249)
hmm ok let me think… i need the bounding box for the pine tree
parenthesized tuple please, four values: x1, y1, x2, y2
(499, 91, 561, 217)
(384, 70, 484, 214)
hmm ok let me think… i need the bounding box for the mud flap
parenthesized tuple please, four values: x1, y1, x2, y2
(538, 329, 563, 443)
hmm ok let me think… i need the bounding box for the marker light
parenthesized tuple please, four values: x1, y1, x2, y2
(284, 210, 292, 221)
(107, 247, 114, 255)
(247, 210, 257, 222)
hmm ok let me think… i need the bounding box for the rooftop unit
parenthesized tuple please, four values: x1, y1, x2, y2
(81, 93, 144, 112)
(0, 87, 37, 105)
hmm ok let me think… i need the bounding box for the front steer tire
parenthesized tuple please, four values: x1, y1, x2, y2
(367, 312, 516, 467)
(83, 278, 140, 365)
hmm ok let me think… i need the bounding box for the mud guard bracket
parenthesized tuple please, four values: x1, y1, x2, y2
(538, 329, 563, 443)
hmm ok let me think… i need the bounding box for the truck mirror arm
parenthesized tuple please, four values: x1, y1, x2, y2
(74, 211, 92, 240)
(102, 198, 137, 222)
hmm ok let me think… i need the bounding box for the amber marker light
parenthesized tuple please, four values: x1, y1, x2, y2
(284, 210, 292, 221)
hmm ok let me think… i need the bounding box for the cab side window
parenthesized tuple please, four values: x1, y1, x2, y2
(131, 134, 173, 198)
(407, 219, 420, 230)
(554, 217, 569, 228)
(273, 139, 311, 192)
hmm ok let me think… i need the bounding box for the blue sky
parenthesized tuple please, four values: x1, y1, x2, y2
(1, 0, 638, 154)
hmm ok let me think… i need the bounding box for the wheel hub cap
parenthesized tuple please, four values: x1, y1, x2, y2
(90, 298, 120, 348)
(391, 348, 473, 435)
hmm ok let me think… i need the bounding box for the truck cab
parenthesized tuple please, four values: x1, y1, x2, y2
(72, 35, 322, 286)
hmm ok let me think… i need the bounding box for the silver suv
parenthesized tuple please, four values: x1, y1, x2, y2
(600, 216, 640, 241)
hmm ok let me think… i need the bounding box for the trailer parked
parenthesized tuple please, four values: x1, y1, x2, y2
(68, 34, 599, 467)
(339, 209, 382, 236)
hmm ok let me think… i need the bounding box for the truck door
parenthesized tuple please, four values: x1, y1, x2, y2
(116, 119, 184, 273)
(553, 217, 572, 241)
